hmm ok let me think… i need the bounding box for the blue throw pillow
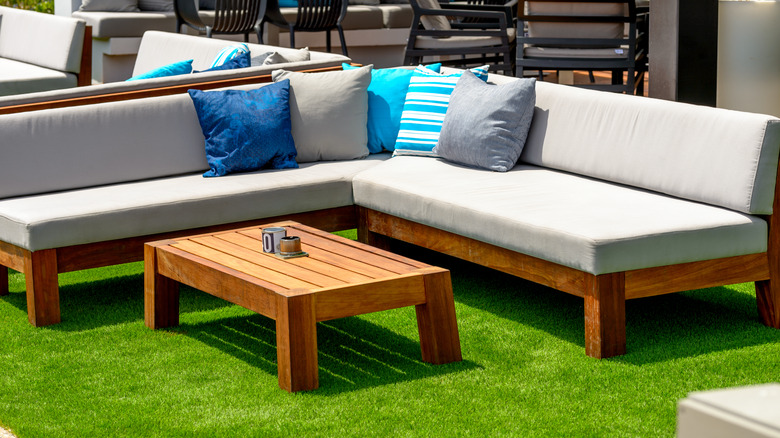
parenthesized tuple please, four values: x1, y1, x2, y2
(210, 43, 250, 68)
(343, 63, 440, 153)
(278, 0, 297, 7)
(393, 65, 489, 157)
(195, 51, 250, 73)
(126, 59, 193, 81)
(188, 80, 298, 177)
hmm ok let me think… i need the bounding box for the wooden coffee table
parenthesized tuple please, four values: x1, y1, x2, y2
(144, 221, 462, 392)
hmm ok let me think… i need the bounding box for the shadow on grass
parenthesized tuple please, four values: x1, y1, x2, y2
(170, 312, 478, 395)
(3, 269, 233, 331)
(386, 241, 780, 365)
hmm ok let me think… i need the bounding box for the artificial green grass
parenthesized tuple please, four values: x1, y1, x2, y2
(1, 230, 779, 437)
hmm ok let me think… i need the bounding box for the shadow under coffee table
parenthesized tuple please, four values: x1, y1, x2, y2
(144, 221, 462, 392)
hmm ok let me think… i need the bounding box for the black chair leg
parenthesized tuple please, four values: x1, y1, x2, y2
(337, 26, 348, 57)
(289, 27, 295, 49)
(326, 29, 332, 53)
(256, 22, 264, 44)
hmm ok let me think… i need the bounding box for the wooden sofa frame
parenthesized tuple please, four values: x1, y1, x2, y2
(0, 65, 341, 116)
(355, 165, 780, 359)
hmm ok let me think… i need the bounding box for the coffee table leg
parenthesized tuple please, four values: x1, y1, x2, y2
(416, 268, 462, 364)
(276, 293, 318, 392)
(144, 243, 179, 329)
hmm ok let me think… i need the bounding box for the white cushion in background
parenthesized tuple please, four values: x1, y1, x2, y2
(353, 157, 768, 275)
(0, 58, 78, 97)
(0, 155, 390, 252)
(0, 6, 86, 73)
(523, 80, 780, 215)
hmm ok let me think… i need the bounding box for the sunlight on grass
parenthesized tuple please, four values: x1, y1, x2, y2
(1, 235, 780, 437)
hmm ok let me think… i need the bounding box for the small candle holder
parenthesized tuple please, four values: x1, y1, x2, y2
(277, 236, 308, 259)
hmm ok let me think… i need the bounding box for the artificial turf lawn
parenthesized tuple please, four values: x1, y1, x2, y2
(1, 230, 779, 437)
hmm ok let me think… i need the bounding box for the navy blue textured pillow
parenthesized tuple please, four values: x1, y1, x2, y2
(194, 51, 251, 73)
(188, 80, 298, 177)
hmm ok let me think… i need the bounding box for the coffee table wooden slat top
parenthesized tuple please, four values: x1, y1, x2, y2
(144, 221, 462, 392)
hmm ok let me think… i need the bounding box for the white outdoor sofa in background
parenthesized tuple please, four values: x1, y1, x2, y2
(0, 31, 349, 114)
(0, 6, 91, 96)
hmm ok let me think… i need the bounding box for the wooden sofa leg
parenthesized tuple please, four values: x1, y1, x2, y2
(23, 249, 61, 327)
(756, 280, 780, 328)
(356, 207, 392, 250)
(584, 272, 626, 359)
(1, 267, 8, 296)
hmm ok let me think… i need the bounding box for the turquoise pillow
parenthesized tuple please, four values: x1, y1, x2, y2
(188, 80, 298, 177)
(278, 0, 297, 6)
(342, 63, 440, 153)
(393, 65, 489, 157)
(126, 59, 193, 81)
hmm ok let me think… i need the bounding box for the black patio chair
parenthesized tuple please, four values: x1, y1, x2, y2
(403, 0, 517, 75)
(259, 0, 349, 56)
(516, 0, 647, 94)
(174, 0, 266, 42)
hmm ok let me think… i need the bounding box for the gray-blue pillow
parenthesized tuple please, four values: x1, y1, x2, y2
(188, 80, 298, 177)
(433, 71, 536, 172)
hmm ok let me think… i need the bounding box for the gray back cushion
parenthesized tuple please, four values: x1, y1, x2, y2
(0, 6, 86, 73)
(434, 71, 536, 172)
(521, 80, 780, 215)
(0, 90, 220, 199)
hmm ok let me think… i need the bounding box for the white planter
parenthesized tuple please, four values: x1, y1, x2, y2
(717, 0, 780, 117)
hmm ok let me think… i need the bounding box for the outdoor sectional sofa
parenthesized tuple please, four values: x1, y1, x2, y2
(0, 6, 91, 96)
(0, 31, 349, 115)
(1, 67, 779, 360)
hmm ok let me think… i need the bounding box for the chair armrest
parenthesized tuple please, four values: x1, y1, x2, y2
(175, 0, 208, 31)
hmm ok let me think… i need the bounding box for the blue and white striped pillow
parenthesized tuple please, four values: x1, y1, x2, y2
(210, 43, 250, 69)
(393, 65, 489, 157)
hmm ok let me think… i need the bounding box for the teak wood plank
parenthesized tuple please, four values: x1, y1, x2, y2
(238, 230, 401, 279)
(283, 222, 429, 268)
(171, 240, 321, 290)
(625, 253, 770, 299)
(217, 232, 375, 283)
(242, 227, 419, 275)
(360, 208, 587, 297)
(192, 235, 348, 288)
(313, 273, 427, 321)
(156, 246, 278, 318)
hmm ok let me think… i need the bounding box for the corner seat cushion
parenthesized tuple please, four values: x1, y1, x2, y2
(0, 59, 77, 97)
(0, 154, 389, 252)
(352, 157, 768, 275)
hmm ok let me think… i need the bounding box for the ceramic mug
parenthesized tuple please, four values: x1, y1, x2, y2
(262, 227, 286, 253)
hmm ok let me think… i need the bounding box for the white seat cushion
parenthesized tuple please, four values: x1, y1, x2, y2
(415, 28, 516, 49)
(0, 155, 389, 251)
(0, 58, 77, 97)
(523, 46, 628, 59)
(353, 157, 768, 275)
